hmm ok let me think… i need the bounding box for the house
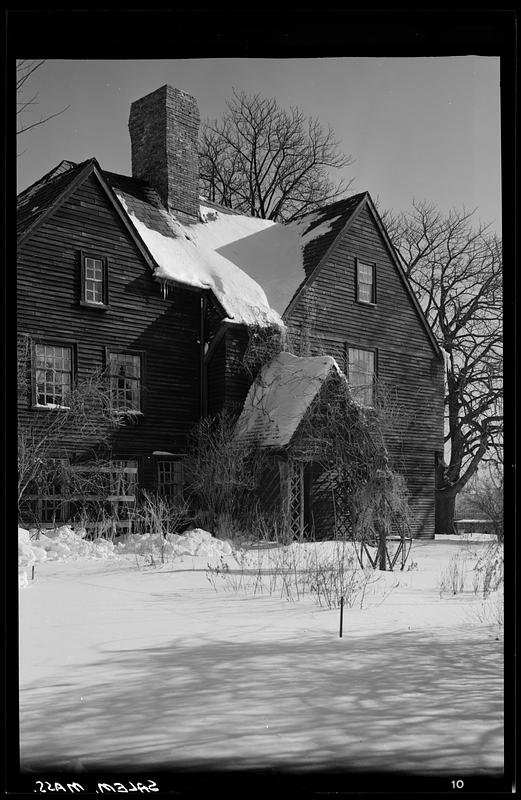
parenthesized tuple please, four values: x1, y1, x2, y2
(17, 84, 444, 537)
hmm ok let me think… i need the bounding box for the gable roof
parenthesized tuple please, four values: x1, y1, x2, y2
(235, 351, 343, 449)
(183, 195, 367, 318)
(104, 173, 282, 328)
(283, 192, 443, 359)
(17, 159, 440, 354)
(189, 193, 441, 357)
(17, 159, 91, 239)
(17, 160, 282, 329)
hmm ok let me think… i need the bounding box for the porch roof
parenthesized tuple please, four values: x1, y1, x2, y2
(235, 351, 343, 449)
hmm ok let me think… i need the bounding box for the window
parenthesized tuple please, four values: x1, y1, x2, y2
(21, 459, 69, 526)
(81, 254, 108, 307)
(34, 343, 73, 407)
(356, 259, 376, 304)
(347, 347, 376, 406)
(104, 460, 138, 502)
(69, 459, 138, 536)
(107, 350, 144, 413)
(157, 460, 185, 499)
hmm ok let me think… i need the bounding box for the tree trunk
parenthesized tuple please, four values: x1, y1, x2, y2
(435, 489, 458, 535)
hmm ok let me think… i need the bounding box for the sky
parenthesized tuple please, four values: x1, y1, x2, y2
(16, 57, 502, 233)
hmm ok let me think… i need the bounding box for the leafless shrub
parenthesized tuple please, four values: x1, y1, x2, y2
(18, 338, 126, 526)
(205, 539, 397, 609)
(473, 542, 504, 598)
(183, 410, 268, 535)
(438, 550, 470, 596)
(242, 323, 286, 381)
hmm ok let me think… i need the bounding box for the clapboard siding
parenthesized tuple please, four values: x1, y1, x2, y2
(286, 205, 444, 538)
(17, 173, 202, 489)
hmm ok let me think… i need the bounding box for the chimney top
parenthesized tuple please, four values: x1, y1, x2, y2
(128, 85, 201, 220)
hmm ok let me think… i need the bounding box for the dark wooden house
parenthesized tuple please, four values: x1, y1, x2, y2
(191, 194, 445, 538)
(17, 83, 444, 538)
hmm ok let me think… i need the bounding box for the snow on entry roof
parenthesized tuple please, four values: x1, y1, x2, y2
(188, 205, 346, 316)
(114, 194, 283, 329)
(235, 351, 342, 449)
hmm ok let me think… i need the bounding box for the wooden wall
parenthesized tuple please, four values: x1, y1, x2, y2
(285, 205, 445, 538)
(17, 173, 202, 489)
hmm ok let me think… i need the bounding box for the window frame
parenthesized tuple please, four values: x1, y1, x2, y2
(155, 457, 185, 500)
(80, 251, 109, 309)
(355, 258, 377, 306)
(345, 344, 378, 407)
(22, 457, 70, 526)
(31, 339, 77, 410)
(105, 347, 146, 415)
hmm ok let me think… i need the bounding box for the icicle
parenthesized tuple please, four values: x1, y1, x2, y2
(161, 281, 167, 300)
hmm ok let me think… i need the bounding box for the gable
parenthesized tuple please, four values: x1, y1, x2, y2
(17, 160, 91, 241)
(286, 200, 441, 359)
(17, 171, 164, 308)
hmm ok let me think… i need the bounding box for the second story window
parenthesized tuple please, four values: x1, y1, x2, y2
(356, 259, 376, 304)
(347, 347, 376, 406)
(34, 343, 73, 407)
(81, 254, 108, 307)
(107, 350, 143, 413)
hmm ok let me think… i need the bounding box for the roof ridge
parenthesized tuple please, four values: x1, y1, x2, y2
(17, 159, 90, 205)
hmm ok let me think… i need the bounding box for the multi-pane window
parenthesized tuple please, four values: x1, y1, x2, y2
(81, 255, 108, 306)
(347, 347, 376, 406)
(104, 460, 138, 502)
(68, 459, 138, 536)
(21, 459, 69, 526)
(34, 343, 73, 407)
(157, 460, 184, 499)
(357, 260, 376, 304)
(108, 351, 142, 412)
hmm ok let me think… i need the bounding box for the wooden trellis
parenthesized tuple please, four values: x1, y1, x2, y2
(308, 465, 353, 540)
(288, 460, 305, 539)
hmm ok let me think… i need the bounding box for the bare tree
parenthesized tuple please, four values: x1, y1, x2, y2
(384, 201, 502, 534)
(458, 462, 504, 541)
(199, 89, 354, 223)
(17, 59, 69, 138)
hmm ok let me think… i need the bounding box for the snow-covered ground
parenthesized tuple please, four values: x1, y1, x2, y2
(18, 528, 504, 777)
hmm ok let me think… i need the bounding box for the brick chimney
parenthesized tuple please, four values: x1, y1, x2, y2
(128, 85, 200, 220)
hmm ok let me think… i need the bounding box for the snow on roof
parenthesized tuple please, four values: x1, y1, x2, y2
(115, 195, 282, 329)
(235, 351, 342, 449)
(187, 206, 345, 316)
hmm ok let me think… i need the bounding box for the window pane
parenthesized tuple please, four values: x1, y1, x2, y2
(157, 460, 184, 498)
(84, 257, 105, 303)
(358, 283, 372, 303)
(348, 348, 375, 405)
(357, 262, 374, 302)
(358, 262, 372, 282)
(109, 352, 142, 411)
(34, 344, 72, 405)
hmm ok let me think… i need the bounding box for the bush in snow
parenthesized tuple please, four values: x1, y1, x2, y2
(438, 549, 471, 596)
(472, 541, 504, 599)
(183, 410, 268, 538)
(129, 491, 192, 563)
(206, 539, 395, 609)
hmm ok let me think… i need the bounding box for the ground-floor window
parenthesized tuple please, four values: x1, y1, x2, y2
(68, 458, 138, 536)
(156, 459, 185, 500)
(21, 458, 70, 526)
